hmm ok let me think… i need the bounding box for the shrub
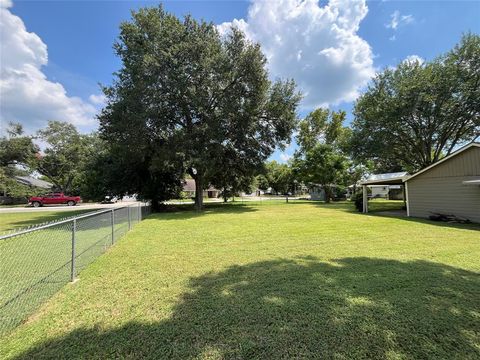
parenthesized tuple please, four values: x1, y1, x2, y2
(352, 192, 364, 212)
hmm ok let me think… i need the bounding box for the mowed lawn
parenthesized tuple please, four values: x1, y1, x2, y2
(1, 201, 479, 359)
(0, 207, 134, 336)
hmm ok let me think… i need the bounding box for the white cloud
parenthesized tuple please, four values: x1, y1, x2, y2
(0, 0, 12, 8)
(0, 1, 97, 133)
(386, 10, 414, 30)
(403, 54, 424, 65)
(89, 93, 106, 106)
(280, 152, 292, 162)
(218, 0, 375, 108)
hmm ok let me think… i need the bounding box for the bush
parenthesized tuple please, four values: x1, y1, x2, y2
(352, 192, 364, 212)
(333, 185, 347, 201)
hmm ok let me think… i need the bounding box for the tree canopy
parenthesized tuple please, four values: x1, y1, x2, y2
(260, 161, 293, 195)
(351, 33, 480, 172)
(0, 123, 39, 198)
(34, 121, 95, 194)
(295, 144, 348, 203)
(99, 6, 301, 210)
(292, 108, 350, 202)
(296, 108, 351, 153)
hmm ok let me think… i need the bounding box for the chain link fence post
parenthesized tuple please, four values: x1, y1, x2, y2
(70, 218, 76, 282)
(138, 203, 141, 222)
(111, 208, 115, 245)
(128, 206, 131, 230)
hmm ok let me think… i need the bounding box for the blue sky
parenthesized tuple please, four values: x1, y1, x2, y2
(1, 0, 479, 162)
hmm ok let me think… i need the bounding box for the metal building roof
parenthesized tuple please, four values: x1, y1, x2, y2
(14, 176, 53, 189)
(360, 172, 409, 185)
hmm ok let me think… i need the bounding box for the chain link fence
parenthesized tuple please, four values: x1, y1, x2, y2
(0, 203, 151, 336)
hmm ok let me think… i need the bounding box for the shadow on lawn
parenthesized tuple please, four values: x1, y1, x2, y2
(15, 257, 480, 359)
(293, 200, 480, 231)
(154, 202, 258, 220)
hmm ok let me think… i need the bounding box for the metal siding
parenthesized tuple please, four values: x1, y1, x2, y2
(417, 147, 480, 178)
(407, 147, 480, 223)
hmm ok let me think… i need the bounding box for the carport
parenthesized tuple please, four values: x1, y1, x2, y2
(360, 172, 410, 213)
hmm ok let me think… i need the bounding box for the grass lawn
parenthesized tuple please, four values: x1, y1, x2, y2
(0, 207, 137, 337)
(1, 201, 479, 359)
(0, 209, 100, 233)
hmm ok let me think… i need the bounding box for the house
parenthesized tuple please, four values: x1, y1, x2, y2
(309, 184, 344, 201)
(0, 176, 53, 205)
(404, 142, 480, 223)
(14, 176, 52, 189)
(370, 185, 389, 198)
(182, 179, 220, 198)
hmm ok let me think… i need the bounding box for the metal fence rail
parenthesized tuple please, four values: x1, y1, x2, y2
(0, 203, 151, 336)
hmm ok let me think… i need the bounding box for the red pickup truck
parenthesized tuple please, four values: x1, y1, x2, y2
(29, 193, 82, 207)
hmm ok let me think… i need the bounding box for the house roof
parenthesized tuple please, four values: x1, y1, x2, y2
(360, 172, 409, 186)
(14, 176, 53, 189)
(183, 179, 219, 192)
(405, 142, 480, 182)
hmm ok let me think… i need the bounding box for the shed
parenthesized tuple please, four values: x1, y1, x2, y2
(309, 185, 327, 201)
(404, 142, 480, 223)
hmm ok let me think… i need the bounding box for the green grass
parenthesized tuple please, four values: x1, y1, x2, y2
(367, 198, 405, 209)
(0, 209, 100, 233)
(0, 207, 138, 336)
(1, 201, 479, 359)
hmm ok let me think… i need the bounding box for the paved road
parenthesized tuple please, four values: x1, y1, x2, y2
(0, 201, 142, 213)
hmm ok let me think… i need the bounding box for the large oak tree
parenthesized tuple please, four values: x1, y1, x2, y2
(351, 34, 480, 172)
(99, 6, 301, 210)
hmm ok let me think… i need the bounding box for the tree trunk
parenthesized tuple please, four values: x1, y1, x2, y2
(193, 174, 204, 211)
(151, 193, 160, 212)
(324, 185, 331, 203)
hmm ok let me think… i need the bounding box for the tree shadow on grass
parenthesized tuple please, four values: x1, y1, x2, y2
(14, 257, 480, 359)
(288, 200, 480, 231)
(154, 203, 258, 221)
(372, 213, 480, 231)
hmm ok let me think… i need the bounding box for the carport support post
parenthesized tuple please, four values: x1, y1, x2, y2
(70, 218, 76, 282)
(362, 185, 368, 213)
(111, 209, 115, 245)
(405, 182, 410, 217)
